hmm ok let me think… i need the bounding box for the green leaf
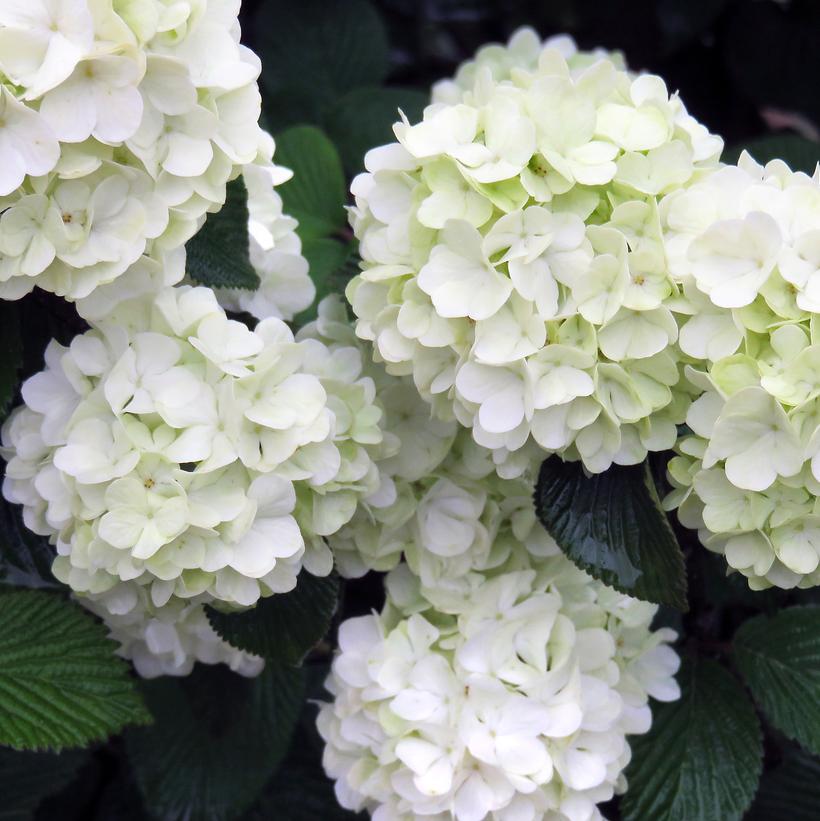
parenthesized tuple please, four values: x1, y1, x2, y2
(207, 572, 339, 665)
(243, 671, 361, 821)
(0, 590, 150, 751)
(0, 747, 87, 821)
(127, 663, 304, 821)
(622, 656, 762, 821)
(746, 746, 820, 821)
(256, 0, 389, 112)
(733, 606, 820, 755)
(325, 86, 428, 175)
(293, 240, 357, 326)
(534, 457, 687, 609)
(275, 126, 347, 241)
(186, 177, 260, 290)
(723, 134, 820, 175)
(0, 301, 22, 419)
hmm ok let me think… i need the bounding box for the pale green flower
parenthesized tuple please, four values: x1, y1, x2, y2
(347, 29, 719, 474)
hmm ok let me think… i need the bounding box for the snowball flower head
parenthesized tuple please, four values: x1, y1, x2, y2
(80, 581, 263, 679)
(0, 0, 268, 300)
(318, 563, 679, 821)
(1, 287, 388, 612)
(346, 28, 722, 475)
(662, 153, 820, 589)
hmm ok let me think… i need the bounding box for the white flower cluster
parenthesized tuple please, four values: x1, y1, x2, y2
(662, 153, 820, 589)
(320, 336, 679, 819)
(81, 580, 263, 679)
(1, 287, 388, 624)
(216, 158, 315, 321)
(0, 0, 267, 299)
(346, 28, 722, 475)
(318, 565, 679, 821)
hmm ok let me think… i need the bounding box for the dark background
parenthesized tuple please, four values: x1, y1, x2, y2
(241, 0, 820, 169)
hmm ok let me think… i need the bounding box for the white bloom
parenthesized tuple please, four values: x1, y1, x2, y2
(661, 153, 820, 590)
(347, 29, 720, 474)
(1, 288, 389, 613)
(318, 566, 679, 821)
(0, 87, 59, 196)
(0, 0, 268, 301)
(80, 581, 263, 678)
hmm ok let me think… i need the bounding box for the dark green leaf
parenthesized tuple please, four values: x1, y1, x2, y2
(293, 241, 356, 326)
(275, 127, 347, 241)
(243, 754, 359, 821)
(207, 572, 339, 665)
(746, 746, 820, 821)
(256, 0, 389, 112)
(186, 177, 260, 290)
(734, 606, 820, 755)
(0, 590, 150, 751)
(534, 457, 687, 609)
(0, 301, 22, 419)
(723, 135, 820, 175)
(622, 656, 762, 821)
(127, 663, 304, 821)
(243, 680, 361, 821)
(325, 86, 428, 175)
(0, 747, 87, 821)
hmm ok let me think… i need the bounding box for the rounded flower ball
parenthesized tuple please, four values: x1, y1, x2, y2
(81, 581, 263, 679)
(662, 152, 820, 589)
(318, 565, 679, 821)
(346, 28, 722, 475)
(1, 287, 387, 609)
(0, 0, 267, 299)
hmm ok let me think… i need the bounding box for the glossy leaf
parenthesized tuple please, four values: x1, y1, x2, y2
(275, 126, 347, 241)
(534, 457, 687, 609)
(127, 663, 304, 821)
(622, 656, 762, 821)
(734, 606, 820, 755)
(207, 572, 339, 665)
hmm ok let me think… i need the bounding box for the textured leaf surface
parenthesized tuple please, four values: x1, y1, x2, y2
(208, 572, 339, 665)
(535, 457, 687, 609)
(734, 606, 820, 754)
(622, 656, 762, 821)
(243, 672, 361, 821)
(257, 0, 389, 108)
(275, 126, 347, 241)
(0, 747, 87, 821)
(0, 590, 150, 751)
(746, 746, 820, 821)
(127, 663, 304, 821)
(326, 86, 428, 174)
(186, 177, 259, 290)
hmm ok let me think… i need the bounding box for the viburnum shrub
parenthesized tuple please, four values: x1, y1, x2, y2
(0, 7, 819, 821)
